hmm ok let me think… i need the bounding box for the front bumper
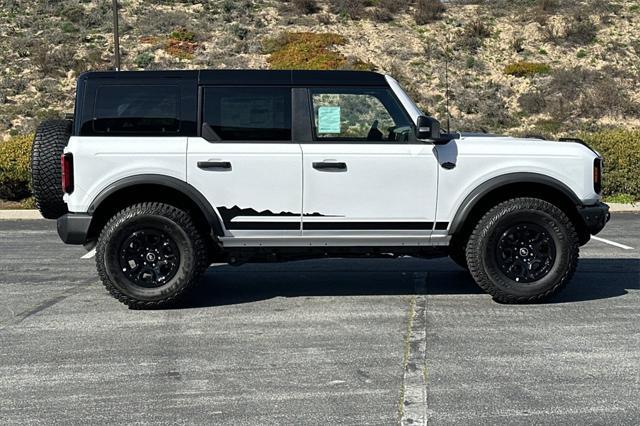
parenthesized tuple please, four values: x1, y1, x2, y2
(57, 213, 92, 245)
(577, 202, 610, 236)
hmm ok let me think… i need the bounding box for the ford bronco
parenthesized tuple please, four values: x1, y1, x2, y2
(30, 70, 609, 308)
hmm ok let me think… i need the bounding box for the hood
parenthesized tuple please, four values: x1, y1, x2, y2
(456, 133, 601, 157)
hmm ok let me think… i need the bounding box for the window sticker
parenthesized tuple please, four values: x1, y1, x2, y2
(317, 106, 341, 133)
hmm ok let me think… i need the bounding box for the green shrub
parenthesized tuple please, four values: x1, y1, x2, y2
(504, 61, 550, 77)
(134, 51, 154, 69)
(169, 27, 196, 43)
(265, 32, 374, 71)
(580, 130, 640, 200)
(0, 134, 33, 200)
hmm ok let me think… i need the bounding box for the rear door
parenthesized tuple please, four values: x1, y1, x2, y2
(186, 86, 302, 237)
(300, 87, 439, 241)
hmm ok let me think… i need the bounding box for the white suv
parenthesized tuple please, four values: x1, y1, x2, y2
(30, 70, 609, 308)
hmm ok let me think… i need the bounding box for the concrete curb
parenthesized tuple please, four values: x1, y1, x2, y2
(607, 203, 640, 212)
(0, 203, 638, 220)
(0, 210, 43, 220)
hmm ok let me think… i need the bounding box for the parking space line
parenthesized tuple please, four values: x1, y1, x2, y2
(591, 236, 634, 250)
(81, 248, 96, 259)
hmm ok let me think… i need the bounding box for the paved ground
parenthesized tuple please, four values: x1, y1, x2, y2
(0, 213, 638, 425)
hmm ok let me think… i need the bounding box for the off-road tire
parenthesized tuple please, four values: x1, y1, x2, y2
(30, 120, 72, 219)
(96, 202, 209, 309)
(466, 197, 579, 303)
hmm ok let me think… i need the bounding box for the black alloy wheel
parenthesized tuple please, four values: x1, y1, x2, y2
(494, 223, 557, 283)
(118, 229, 181, 288)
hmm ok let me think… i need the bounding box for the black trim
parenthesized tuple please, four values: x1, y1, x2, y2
(227, 222, 301, 230)
(578, 202, 610, 236)
(89, 175, 224, 236)
(303, 222, 434, 230)
(79, 70, 389, 87)
(57, 213, 92, 245)
(434, 222, 449, 230)
(448, 173, 583, 235)
(292, 88, 313, 142)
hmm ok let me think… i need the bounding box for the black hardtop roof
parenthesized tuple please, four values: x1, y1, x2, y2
(78, 69, 388, 86)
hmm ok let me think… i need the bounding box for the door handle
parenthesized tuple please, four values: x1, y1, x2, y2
(312, 161, 347, 171)
(197, 161, 231, 170)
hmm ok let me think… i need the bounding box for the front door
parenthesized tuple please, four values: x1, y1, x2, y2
(187, 86, 302, 237)
(301, 87, 439, 242)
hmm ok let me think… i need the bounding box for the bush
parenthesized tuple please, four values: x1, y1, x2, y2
(169, 27, 197, 43)
(460, 19, 491, 52)
(504, 61, 550, 77)
(292, 0, 320, 14)
(580, 130, 640, 200)
(565, 14, 597, 45)
(265, 32, 374, 70)
(415, 0, 445, 25)
(518, 91, 546, 114)
(134, 51, 154, 69)
(0, 134, 33, 200)
(329, 0, 365, 20)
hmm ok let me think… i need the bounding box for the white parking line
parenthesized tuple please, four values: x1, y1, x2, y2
(81, 248, 96, 259)
(591, 236, 634, 250)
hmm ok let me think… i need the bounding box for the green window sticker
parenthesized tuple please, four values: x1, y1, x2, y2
(317, 106, 341, 134)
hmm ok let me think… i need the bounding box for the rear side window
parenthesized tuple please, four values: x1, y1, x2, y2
(203, 87, 291, 141)
(92, 85, 180, 134)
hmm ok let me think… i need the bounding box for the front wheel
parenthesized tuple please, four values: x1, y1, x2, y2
(466, 197, 579, 303)
(96, 202, 209, 309)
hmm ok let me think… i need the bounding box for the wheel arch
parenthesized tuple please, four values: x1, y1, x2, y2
(86, 175, 224, 242)
(448, 173, 590, 245)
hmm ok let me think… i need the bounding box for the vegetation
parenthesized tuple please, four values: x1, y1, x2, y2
(504, 61, 551, 77)
(0, 134, 32, 200)
(0, 0, 638, 165)
(580, 130, 640, 200)
(264, 32, 374, 70)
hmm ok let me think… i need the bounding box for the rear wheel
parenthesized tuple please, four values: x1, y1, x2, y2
(466, 197, 579, 303)
(96, 202, 209, 309)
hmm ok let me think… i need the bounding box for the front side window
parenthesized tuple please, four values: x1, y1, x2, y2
(203, 87, 291, 141)
(93, 85, 180, 134)
(310, 88, 412, 142)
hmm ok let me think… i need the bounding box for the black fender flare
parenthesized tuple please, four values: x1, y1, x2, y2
(448, 172, 583, 235)
(88, 174, 224, 236)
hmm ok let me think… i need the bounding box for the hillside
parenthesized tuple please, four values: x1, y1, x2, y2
(1, 0, 639, 139)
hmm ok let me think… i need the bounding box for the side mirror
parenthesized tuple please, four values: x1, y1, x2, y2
(416, 115, 458, 144)
(417, 116, 440, 140)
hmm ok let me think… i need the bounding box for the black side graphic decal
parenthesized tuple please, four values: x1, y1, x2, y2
(217, 206, 336, 230)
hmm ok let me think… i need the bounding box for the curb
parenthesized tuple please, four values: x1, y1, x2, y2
(0, 210, 44, 220)
(0, 203, 638, 220)
(607, 203, 640, 213)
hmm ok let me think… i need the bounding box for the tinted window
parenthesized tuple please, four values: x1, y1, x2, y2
(93, 85, 180, 134)
(203, 87, 291, 141)
(310, 88, 412, 142)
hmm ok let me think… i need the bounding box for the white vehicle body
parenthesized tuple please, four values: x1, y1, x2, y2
(39, 69, 611, 307)
(63, 72, 602, 249)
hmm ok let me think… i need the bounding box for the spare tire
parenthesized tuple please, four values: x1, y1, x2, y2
(31, 120, 72, 219)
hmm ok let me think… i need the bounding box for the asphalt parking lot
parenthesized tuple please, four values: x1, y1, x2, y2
(0, 213, 638, 425)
